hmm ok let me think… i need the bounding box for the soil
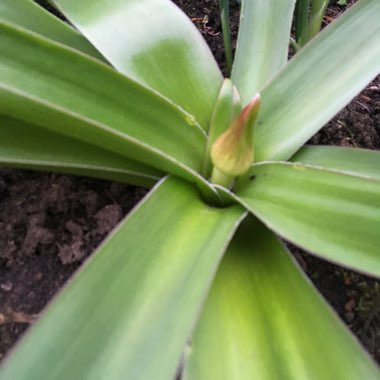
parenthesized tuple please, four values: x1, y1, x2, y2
(1, 0, 380, 368)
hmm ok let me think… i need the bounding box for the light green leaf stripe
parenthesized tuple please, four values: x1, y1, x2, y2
(51, 0, 223, 130)
(0, 116, 162, 187)
(292, 145, 380, 181)
(0, 177, 246, 380)
(231, 0, 295, 105)
(237, 162, 380, 277)
(184, 217, 379, 380)
(0, 22, 217, 196)
(0, 0, 105, 60)
(255, 0, 380, 162)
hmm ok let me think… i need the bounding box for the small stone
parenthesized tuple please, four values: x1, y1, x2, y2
(95, 204, 122, 235)
(0, 282, 12, 292)
(65, 221, 83, 238)
(58, 241, 85, 264)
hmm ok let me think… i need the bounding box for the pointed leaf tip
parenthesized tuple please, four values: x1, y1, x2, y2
(211, 94, 260, 177)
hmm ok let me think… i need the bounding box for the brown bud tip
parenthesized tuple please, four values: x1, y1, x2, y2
(211, 94, 260, 176)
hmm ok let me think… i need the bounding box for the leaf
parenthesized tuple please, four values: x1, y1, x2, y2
(307, 0, 329, 42)
(236, 162, 380, 277)
(51, 0, 223, 129)
(219, 0, 233, 74)
(0, 0, 105, 60)
(294, 0, 311, 43)
(0, 177, 246, 380)
(0, 22, 220, 200)
(0, 116, 162, 187)
(203, 79, 241, 177)
(183, 217, 379, 380)
(291, 145, 380, 181)
(231, 0, 295, 105)
(254, 0, 380, 161)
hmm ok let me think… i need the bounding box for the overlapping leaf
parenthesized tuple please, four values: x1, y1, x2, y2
(0, 0, 104, 60)
(0, 116, 161, 187)
(203, 79, 241, 177)
(0, 22, 220, 198)
(292, 145, 380, 181)
(51, 0, 223, 129)
(254, 0, 380, 161)
(232, 0, 295, 105)
(237, 162, 380, 276)
(0, 177, 245, 380)
(184, 218, 379, 379)
(0, 2, 379, 380)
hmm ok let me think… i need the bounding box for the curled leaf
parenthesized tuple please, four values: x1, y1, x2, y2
(211, 94, 260, 177)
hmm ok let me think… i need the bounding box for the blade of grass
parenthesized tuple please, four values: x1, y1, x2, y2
(219, 0, 233, 75)
(308, 0, 329, 41)
(295, 0, 311, 44)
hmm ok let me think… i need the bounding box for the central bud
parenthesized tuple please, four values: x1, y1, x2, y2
(210, 94, 261, 189)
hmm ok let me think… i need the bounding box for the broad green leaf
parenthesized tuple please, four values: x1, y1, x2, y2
(0, 22, 220, 200)
(292, 145, 380, 181)
(236, 162, 380, 277)
(183, 217, 379, 380)
(0, 116, 161, 187)
(255, 0, 380, 161)
(0, 177, 246, 380)
(0, 0, 105, 60)
(231, 0, 295, 105)
(51, 0, 223, 129)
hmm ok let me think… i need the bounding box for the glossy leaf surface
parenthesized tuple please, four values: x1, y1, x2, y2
(292, 145, 380, 181)
(184, 218, 379, 379)
(0, 0, 104, 60)
(0, 22, 213, 192)
(0, 116, 161, 187)
(231, 0, 295, 105)
(255, 0, 380, 161)
(0, 177, 245, 380)
(237, 162, 380, 276)
(51, 0, 223, 129)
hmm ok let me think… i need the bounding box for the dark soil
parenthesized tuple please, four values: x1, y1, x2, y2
(1, 0, 380, 368)
(0, 172, 147, 360)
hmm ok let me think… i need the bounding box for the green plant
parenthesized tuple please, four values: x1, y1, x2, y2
(293, 0, 330, 49)
(0, 0, 380, 378)
(218, 0, 233, 74)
